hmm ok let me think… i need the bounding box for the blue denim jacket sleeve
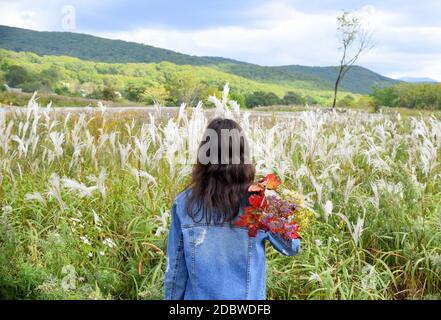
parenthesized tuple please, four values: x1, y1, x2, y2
(267, 232, 301, 256)
(164, 201, 188, 300)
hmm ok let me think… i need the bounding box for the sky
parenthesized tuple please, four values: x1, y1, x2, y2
(1, 0, 441, 81)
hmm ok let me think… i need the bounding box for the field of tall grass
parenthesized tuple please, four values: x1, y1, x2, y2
(1, 87, 440, 299)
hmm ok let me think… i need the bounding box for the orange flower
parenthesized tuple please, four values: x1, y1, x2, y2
(259, 173, 281, 190)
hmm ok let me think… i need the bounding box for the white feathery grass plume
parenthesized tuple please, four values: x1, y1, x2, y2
(49, 131, 65, 158)
(420, 138, 437, 176)
(125, 118, 135, 137)
(429, 116, 441, 147)
(309, 172, 323, 205)
(87, 168, 107, 201)
(336, 212, 365, 246)
(318, 163, 340, 181)
(97, 168, 107, 201)
(323, 200, 333, 223)
(155, 209, 170, 236)
(108, 131, 118, 151)
(21, 119, 30, 138)
(185, 101, 207, 164)
(177, 102, 187, 122)
(24, 192, 47, 205)
(274, 160, 291, 183)
(63, 112, 71, 130)
(344, 176, 356, 208)
(118, 142, 131, 168)
(208, 83, 237, 119)
(0, 120, 14, 155)
(47, 173, 65, 210)
(134, 136, 152, 168)
(18, 121, 23, 137)
(11, 135, 29, 158)
(30, 134, 39, 156)
(17, 163, 23, 180)
(177, 165, 193, 183)
(128, 166, 157, 186)
(92, 210, 102, 231)
(44, 148, 56, 166)
(62, 177, 98, 198)
(98, 101, 107, 114)
(147, 120, 158, 145)
(368, 182, 380, 213)
(208, 94, 226, 116)
(308, 272, 322, 283)
(221, 83, 229, 106)
(138, 170, 157, 186)
(69, 141, 85, 170)
(41, 100, 52, 124)
(154, 101, 162, 116)
(409, 166, 426, 194)
(97, 129, 108, 149)
(0, 108, 5, 130)
(228, 99, 241, 119)
(376, 179, 404, 199)
(26, 92, 39, 121)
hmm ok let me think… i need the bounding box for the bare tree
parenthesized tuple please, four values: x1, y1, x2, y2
(332, 11, 374, 109)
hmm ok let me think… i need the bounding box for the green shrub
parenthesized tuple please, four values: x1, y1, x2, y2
(337, 94, 355, 107)
(371, 83, 441, 110)
(282, 91, 305, 105)
(246, 91, 281, 108)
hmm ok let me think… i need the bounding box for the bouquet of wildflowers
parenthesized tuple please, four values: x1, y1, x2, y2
(235, 174, 314, 239)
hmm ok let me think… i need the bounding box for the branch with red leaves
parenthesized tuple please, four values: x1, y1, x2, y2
(235, 174, 302, 239)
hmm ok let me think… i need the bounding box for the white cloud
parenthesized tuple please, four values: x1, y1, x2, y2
(0, 1, 53, 30)
(97, 2, 441, 80)
(97, 3, 341, 66)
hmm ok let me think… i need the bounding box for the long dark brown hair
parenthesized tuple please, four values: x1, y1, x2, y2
(186, 118, 255, 224)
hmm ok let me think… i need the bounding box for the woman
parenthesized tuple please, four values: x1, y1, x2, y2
(164, 118, 300, 300)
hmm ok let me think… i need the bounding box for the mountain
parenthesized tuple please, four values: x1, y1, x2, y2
(214, 63, 396, 94)
(399, 77, 438, 83)
(0, 25, 238, 66)
(0, 25, 399, 94)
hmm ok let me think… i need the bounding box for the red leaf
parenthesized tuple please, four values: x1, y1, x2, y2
(259, 173, 281, 190)
(249, 194, 267, 209)
(248, 225, 257, 237)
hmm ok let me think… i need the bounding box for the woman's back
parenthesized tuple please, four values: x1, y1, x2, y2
(164, 189, 300, 300)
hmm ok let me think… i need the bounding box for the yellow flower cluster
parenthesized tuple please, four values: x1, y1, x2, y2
(280, 188, 315, 231)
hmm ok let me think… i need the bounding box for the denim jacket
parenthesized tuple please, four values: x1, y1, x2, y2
(164, 189, 301, 300)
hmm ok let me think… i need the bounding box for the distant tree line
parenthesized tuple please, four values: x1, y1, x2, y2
(371, 83, 441, 110)
(1, 63, 324, 108)
(245, 91, 319, 107)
